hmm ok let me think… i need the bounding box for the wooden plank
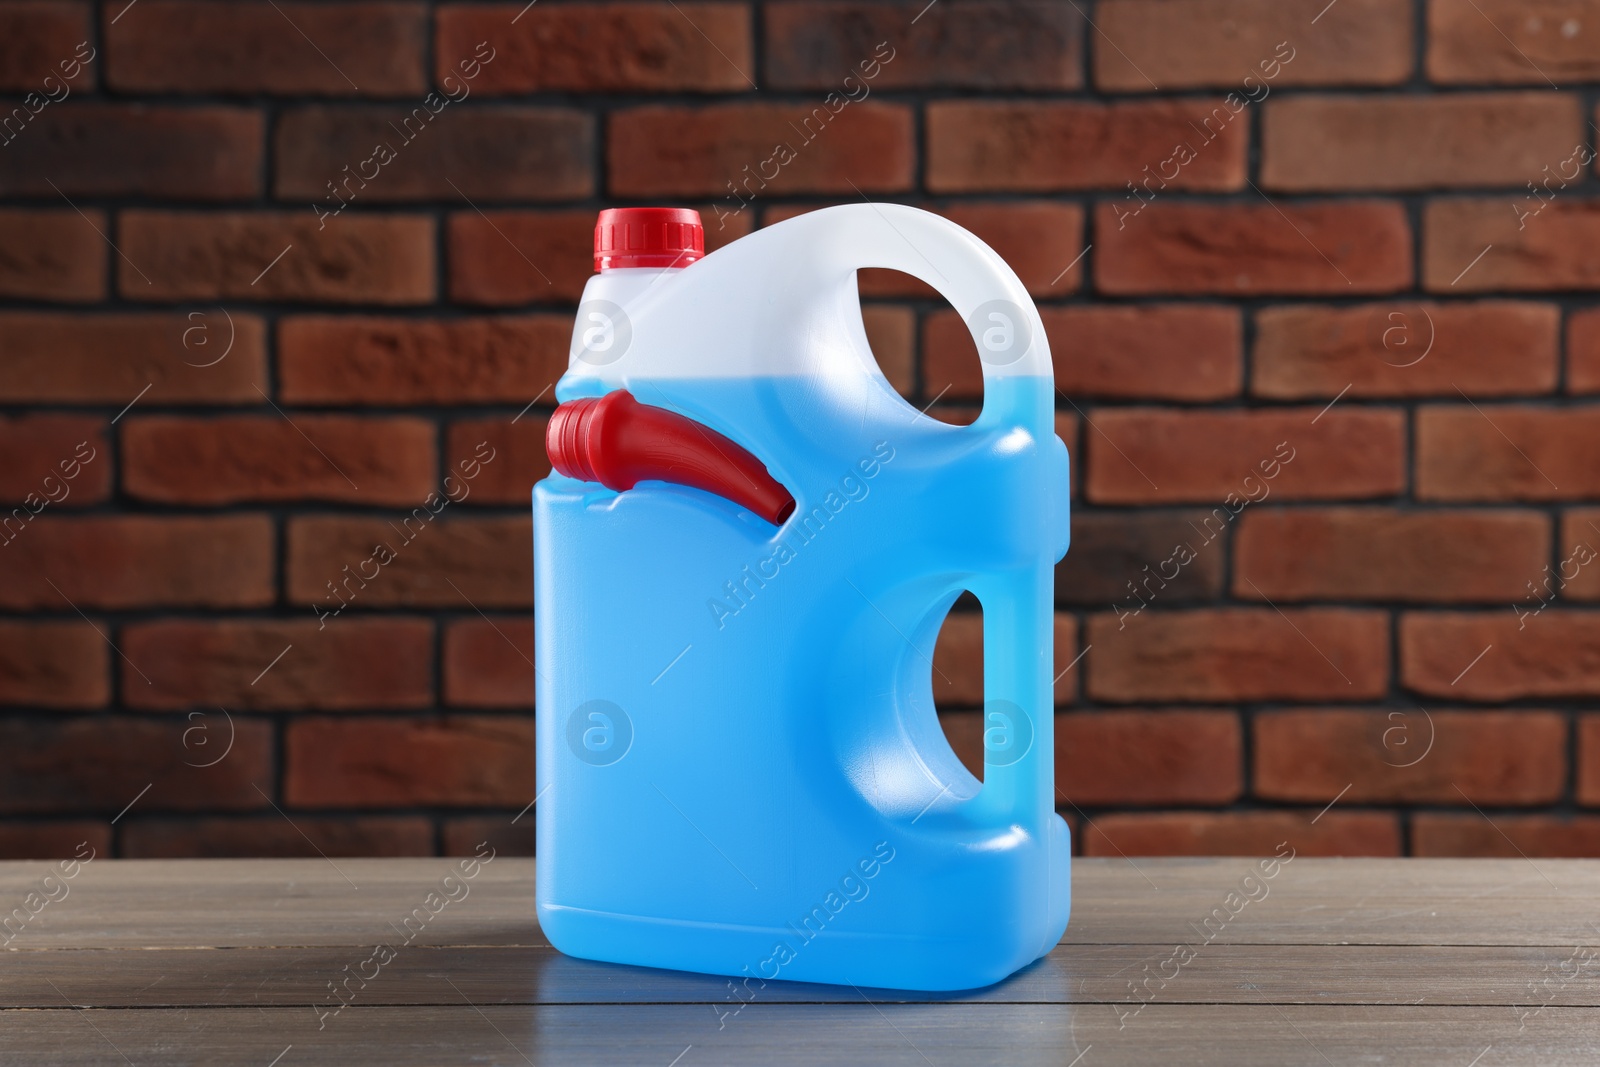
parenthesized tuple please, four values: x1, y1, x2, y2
(6, 857, 1600, 952)
(1, 1003, 1598, 1066)
(2, 943, 1596, 1010)
(0, 857, 545, 950)
(1060, 856, 1600, 947)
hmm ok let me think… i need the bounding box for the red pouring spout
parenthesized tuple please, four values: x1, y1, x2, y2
(546, 389, 796, 526)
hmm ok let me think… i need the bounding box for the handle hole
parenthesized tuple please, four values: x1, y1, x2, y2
(859, 269, 979, 427)
(932, 590, 984, 783)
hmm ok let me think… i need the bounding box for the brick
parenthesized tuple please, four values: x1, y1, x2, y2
(1414, 813, 1600, 857)
(279, 316, 567, 405)
(767, 202, 1084, 298)
(123, 619, 433, 711)
(1563, 309, 1600, 393)
(766, 1, 1079, 90)
(120, 212, 434, 304)
(1057, 710, 1242, 806)
(0, 622, 107, 708)
(1087, 609, 1390, 702)
(0, 416, 108, 507)
(1235, 508, 1549, 602)
(443, 817, 535, 857)
(1423, 199, 1600, 292)
(123, 416, 436, 506)
(122, 816, 433, 858)
(926, 100, 1247, 193)
(444, 418, 549, 506)
(925, 305, 1240, 402)
(861, 306, 914, 396)
(0, 821, 109, 862)
(443, 617, 535, 708)
(287, 517, 531, 609)
(0, 516, 273, 610)
(0, 105, 260, 199)
(1097, 201, 1412, 295)
(947, 203, 1086, 297)
(608, 103, 912, 198)
(1254, 302, 1559, 399)
(1429, 0, 1600, 84)
(286, 716, 536, 807)
(0, 716, 272, 814)
(933, 709, 984, 777)
(448, 209, 593, 305)
(448, 206, 752, 306)
(439, 2, 752, 92)
(1056, 511, 1227, 607)
(0, 312, 267, 404)
(932, 612, 1076, 707)
(932, 612, 982, 706)
(0, 2, 94, 91)
(1084, 408, 1404, 505)
(1095, 0, 1411, 90)
(1417, 405, 1600, 501)
(1262, 93, 1581, 191)
(1080, 811, 1401, 857)
(106, 1, 426, 96)
(1255, 709, 1566, 805)
(0, 209, 103, 302)
(1583, 715, 1600, 804)
(1402, 612, 1600, 700)
(275, 106, 592, 203)
(1558, 510, 1600, 599)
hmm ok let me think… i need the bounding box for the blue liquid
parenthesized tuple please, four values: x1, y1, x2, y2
(533, 371, 1071, 991)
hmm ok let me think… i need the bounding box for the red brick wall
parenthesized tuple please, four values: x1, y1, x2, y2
(1, 0, 1596, 859)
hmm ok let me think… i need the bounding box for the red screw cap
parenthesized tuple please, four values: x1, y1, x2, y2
(594, 207, 705, 272)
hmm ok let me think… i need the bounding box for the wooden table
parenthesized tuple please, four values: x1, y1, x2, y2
(3, 856, 1598, 1065)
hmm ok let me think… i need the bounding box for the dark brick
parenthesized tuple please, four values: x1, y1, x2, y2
(1087, 609, 1390, 703)
(1095, 0, 1411, 90)
(1082, 811, 1400, 857)
(443, 816, 535, 857)
(926, 305, 1240, 402)
(285, 716, 537, 808)
(0, 209, 104, 302)
(279, 316, 568, 405)
(0, 312, 267, 404)
(0, 622, 107, 708)
(0, 516, 274, 610)
(1057, 709, 1242, 806)
(437, 2, 753, 93)
(275, 106, 592, 203)
(0, 3, 94, 92)
(0, 104, 261, 199)
(120, 212, 435, 304)
(106, 1, 427, 96)
(608, 103, 912, 198)
(1255, 708, 1566, 805)
(1056, 511, 1228, 606)
(287, 517, 532, 609)
(444, 418, 550, 505)
(443, 617, 535, 708)
(123, 619, 434, 711)
(122, 816, 433, 858)
(0, 416, 109, 507)
(928, 100, 1247, 193)
(0, 821, 110, 861)
(0, 716, 273, 815)
(1262, 93, 1581, 192)
(766, 1, 1079, 90)
(1097, 201, 1412, 295)
(122, 416, 437, 506)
